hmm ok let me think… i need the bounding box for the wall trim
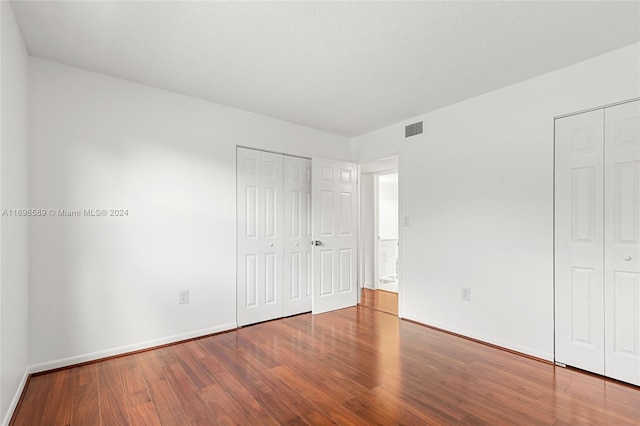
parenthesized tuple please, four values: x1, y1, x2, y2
(554, 96, 640, 120)
(2, 369, 29, 426)
(28, 322, 237, 375)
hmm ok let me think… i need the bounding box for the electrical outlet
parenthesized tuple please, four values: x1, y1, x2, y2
(461, 287, 471, 302)
(179, 289, 189, 304)
(402, 216, 410, 227)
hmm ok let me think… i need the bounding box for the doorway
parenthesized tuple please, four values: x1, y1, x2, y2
(376, 172, 399, 293)
(358, 157, 399, 316)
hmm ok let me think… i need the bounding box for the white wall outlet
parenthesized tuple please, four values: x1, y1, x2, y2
(402, 216, 410, 227)
(461, 287, 471, 302)
(179, 289, 189, 304)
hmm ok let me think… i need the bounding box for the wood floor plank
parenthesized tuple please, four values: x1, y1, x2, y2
(117, 356, 161, 425)
(372, 383, 464, 425)
(171, 341, 217, 389)
(269, 365, 370, 426)
(97, 359, 130, 425)
(40, 368, 74, 425)
(117, 357, 144, 393)
(199, 337, 272, 397)
(199, 383, 250, 426)
(142, 377, 188, 426)
(71, 364, 100, 425)
(10, 304, 640, 426)
(199, 366, 278, 425)
(199, 382, 278, 426)
(127, 402, 161, 426)
(302, 410, 338, 425)
(10, 374, 51, 426)
(227, 344, 319, 418)
(213, 343, 309, 424)
(161, 360, 216, 424)
(134, 350, 165, 383)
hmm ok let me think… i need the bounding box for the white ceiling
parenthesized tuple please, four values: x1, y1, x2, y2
(10, 1, 640, 137)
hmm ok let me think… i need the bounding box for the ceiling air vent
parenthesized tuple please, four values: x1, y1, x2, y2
(405, 121, 423, 138)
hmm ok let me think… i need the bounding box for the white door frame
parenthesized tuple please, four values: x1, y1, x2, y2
(357, 155, 401, 317)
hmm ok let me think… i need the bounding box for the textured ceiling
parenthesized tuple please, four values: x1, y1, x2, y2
(10, 1, 640, 137)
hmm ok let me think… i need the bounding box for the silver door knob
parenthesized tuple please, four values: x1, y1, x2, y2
(269, 243, 274, 248)
(624, 255, 632, 261)
(312, 240, 322, 246)
(294, 243, 299, 247)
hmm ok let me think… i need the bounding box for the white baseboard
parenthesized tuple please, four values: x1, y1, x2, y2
(2, 368, 29, 426)
(363, 281, 374, 289)
(28, 322, 237, 374)
(402, 314, 553, 362)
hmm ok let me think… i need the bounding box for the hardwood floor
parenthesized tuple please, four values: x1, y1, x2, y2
(360, 288, 398, 316)
(11, 306, 640, 425)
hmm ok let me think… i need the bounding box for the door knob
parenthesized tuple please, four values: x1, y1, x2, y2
(312, 240, 322, 246)
(294, 242, 299, 247)
(624, 255, 632, 261)
(269, 243, 274, 248)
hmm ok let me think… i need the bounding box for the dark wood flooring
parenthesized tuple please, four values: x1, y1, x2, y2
(11, 304, 640, 425)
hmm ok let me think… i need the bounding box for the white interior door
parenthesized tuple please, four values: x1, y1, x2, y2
(555, 109, 606, 374)
(312, 157, 358, 314)
(237, 148, 284, 326)
(283, 156, 312, 316)
(604, 100, 640, 385)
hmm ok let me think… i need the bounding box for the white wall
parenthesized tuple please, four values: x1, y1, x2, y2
(28, 57, 350, 370)
(0, 2, 30, 424)
(352, 43, 640, 360)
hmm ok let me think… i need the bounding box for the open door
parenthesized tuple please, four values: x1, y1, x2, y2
(312, 157, 358, 314)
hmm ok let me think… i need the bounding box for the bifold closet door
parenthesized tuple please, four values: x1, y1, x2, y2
(237, 148, 284, 327)
(283, 156, 313, 316)
(604, 100, 640, 385)
(555, 100, 640, 386)
(555, 109, 606, 375)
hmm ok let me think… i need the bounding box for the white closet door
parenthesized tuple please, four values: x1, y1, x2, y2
(312, 157, 358, 314)
(237, 148, 284, 326)
(283, 156, 312, 316)
(604, 100, 640, 385)
(555, 109, 605, 374)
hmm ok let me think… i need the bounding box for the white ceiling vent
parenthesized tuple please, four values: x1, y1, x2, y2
(405, 121, 423, 138)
